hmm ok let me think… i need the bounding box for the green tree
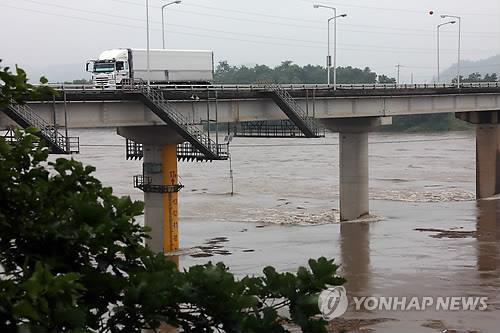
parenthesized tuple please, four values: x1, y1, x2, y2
(452, 72, 498, 83)
(214, 60, 383, 84)
(378, 75, 396, 84)
(484, 73, 498, 82)
(0, 59, 53, 107)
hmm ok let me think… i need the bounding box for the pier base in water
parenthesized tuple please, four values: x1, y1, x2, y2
(456, 111, 500, 199)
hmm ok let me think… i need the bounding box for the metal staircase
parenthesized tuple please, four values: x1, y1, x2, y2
(3, 102, 80, 154)
(123, 80, 228, 161)
(126, 139, 227, 162)
(265, 85, 323, 138)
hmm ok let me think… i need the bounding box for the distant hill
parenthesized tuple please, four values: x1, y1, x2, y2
(440, 54, 500, 82)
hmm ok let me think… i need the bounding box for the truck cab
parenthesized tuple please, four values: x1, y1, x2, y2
(86, 49, 131, 89)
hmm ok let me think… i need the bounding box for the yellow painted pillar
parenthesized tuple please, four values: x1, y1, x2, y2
(162, 144, 179, 253)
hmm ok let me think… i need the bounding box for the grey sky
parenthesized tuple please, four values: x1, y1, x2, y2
(1, 0, 499, 82)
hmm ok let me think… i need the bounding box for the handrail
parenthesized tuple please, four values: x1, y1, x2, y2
(7, 101, 79, 154)
(122, 79, 226, 160)
(42, 81, 500, 92)
(266, 84, 321, 136)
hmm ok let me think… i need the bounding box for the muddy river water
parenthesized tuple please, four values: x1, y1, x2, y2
(68, 129, 499, 332)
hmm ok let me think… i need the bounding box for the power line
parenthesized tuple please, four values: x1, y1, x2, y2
(6, 0, 497, 56)
(136, 0, 499, 34)
(2, 3, 492, 57)
(106, 0, 498, 37)
(297, 0, 497, 17)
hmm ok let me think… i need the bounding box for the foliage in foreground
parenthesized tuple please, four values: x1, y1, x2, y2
(0, 131, 345, 333)
(0, 59, 53, 108)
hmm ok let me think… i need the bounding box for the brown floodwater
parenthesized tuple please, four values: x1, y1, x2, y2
(67, 129, 499, 332)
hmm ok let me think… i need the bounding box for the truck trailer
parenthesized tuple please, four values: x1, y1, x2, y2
(86, 48, 214, 88)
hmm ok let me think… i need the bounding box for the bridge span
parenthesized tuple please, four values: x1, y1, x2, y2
(2, 81, 500, 253)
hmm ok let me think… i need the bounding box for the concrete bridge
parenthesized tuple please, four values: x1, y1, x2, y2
(2, 82, 500, 253)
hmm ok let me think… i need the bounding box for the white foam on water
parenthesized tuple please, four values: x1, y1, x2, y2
(373, 190, 475, 203)
(245, 210, 383, 226)
(243, 209, 340, 226)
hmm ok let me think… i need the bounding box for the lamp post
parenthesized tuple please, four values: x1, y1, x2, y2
(440, 14, 462, 87)
(162, 0, 182, 49)
(314, 4, 347, 89)
(437, 20, 456, 83)
(146, 0, 150, 87)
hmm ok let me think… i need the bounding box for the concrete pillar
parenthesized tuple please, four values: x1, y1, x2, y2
(456, 112, 500, 199)
(143, 144, 179, 253)
(476, 124, 500, 199)
(117, 126, 184, 254)
(476, 200, 498, 273)
(339, 132, 369, 221)
(321, 117, 391, 221)
(340, 222, 371, 293)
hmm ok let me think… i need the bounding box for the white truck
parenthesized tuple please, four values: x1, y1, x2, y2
(86, 48, 214, 88)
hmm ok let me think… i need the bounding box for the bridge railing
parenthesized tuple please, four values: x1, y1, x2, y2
(45, 81, 500, 92)
(7, 102, 80, 154)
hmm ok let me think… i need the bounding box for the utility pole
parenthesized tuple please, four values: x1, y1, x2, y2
(395, 63, 404, 84)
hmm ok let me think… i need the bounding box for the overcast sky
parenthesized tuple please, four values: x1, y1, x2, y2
(1, 0, 499, 82)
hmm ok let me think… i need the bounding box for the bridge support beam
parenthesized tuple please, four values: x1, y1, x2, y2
(322, 117, 392, 221)
(118, 126, 184, 253)
(456, 111, 500, 199)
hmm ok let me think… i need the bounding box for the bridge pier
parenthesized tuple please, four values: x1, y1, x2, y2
(322, 117, 392, 221)
(340, 132, 369, 221)
(456, 111, 500, 199)
(142, 144, 180, 252)
(118, 126, 184, 253)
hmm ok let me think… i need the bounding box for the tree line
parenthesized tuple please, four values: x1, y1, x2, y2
(214, 60, 396, 84)
(453, 72, 498, 83)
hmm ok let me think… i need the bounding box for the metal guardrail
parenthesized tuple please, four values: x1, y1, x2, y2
(177, 142, 228, 162)
(44, 82, 500, 92)
(126, 139, 228, 162)
(133, 175, 184, 193)
(7, 102, 80, 154)
(233, 120, 311, 138)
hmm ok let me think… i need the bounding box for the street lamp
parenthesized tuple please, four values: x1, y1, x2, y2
(314, 4, 347, 89)
(440, 14, 462, 87)
(162, 0, 182, 49)
(437, 20, 456, 83)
